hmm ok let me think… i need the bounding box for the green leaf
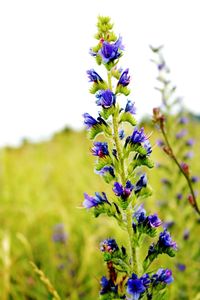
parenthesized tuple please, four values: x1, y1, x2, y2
(88, 124, 104, 140)
(115, 85, 130, 96)
(89, 81, 108, 94)
(120, 112, 137, 126)
(95, 156, 113, 171)
(100, 106, 115, 120)
(95, 54, 102, 65)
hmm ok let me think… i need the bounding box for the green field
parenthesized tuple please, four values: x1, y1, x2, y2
(0, 122, 200, 299)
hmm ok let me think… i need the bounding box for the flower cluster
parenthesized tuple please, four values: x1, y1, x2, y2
(82, 16, 177, 299)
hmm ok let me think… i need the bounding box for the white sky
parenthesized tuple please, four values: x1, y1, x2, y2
(1, 0, 200, 146)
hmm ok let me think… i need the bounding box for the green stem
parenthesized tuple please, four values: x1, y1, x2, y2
(108, 70, 139, 274)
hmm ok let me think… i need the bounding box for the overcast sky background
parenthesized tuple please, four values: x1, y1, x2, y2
(1, 0, 200, 146)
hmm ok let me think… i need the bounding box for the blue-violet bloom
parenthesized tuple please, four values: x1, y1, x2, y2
(118, 68, 130, 86)
(113, 180, 134, 199)
(91, 142, 109, 157)
(83, 113, 98, 129)
(125, 100, 136, 115)
(134, 174, 147, 194)
(147, 214, 162, 228)
(100, 238, 119, 253)
(127, 274, 146, 300)
(83, 192, 109, 208)
(152, 268, 173, 285)
(87, 69, 103, 83)
(159, 230, 177, 250)
(131, 127, 147, 144)
(100, 276, 118, 295)
(99, 36, 124, 64)
(96, 89, 116, 108)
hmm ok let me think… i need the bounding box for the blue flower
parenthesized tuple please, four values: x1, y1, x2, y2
(186, 138, 195, 146)
(86, 69, 103, 83)
(96, 166, 115, 178)
(100, 238, 119, 253)
(133, 204, 146, 223)
(152, 268, 173, 285)
(125, 100, 136, 115)
(191, 176, 199, 183)
(83, 192, 108, 208)
(99, 36, 124, 64)
(131, 127, 147, 144)
(176, 263, 186, 272)
(118, 68, 130, 86)
(83, 113, 98, 129)
(119, 129, 125, 140)
(91, 142, 109, 157)
(156, 139, 164, 147)
(147, 214, 162, 228)
(127, 274, 146, 300)
(178, 116, 188, 124)
(52, 224, 67, 243)
(159, 230, 177, 250)
(134, 174, 147, 194)
(96, 89, 116, 108)
(113, 180, 134, 199)
(176, 129, 187, 139)
(100, 276, 118, 295)
(140, 274, 150, 288)
(143, 140, 152, 156)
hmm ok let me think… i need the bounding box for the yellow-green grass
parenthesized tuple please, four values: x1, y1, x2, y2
(0, 123, 199, 299)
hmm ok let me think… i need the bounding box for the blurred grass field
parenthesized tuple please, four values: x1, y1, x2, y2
(0, 122, 200, 300)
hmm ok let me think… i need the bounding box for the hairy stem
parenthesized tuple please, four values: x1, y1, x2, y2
(108, 70, 138, 273)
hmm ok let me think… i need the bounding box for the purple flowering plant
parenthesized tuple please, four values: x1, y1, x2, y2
(83, 16, 177, 299)
(151, 46, 200, 216)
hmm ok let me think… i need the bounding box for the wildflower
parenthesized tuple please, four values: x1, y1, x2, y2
(119, 129, 125, 140)
(176, 263, 186, 272)
(133, 204, 146, 223)
(125, 100, 136, 115)
(143, 140, 152, 156)
(99, 36, 124, 64)
(86, 69, 103, 83)
(117, 68, 130, 86)
(134, 174, 147, 194)
(176, 129, 187, 139)
(130, 127, 147, 144)
(178, 116, 188, 124)
(191, 176, 199, 183)
(176, 193, 183, 201)
(113, 180, 134, 199)
(96, 166, 115, 177)
(52, 224, 67, 243)
(186, 138, 195, 147)
(100, 276, 118, 295)
(156, 139, 164, 147)
(100, 238, 119, 253)
(127, 274, 146, 300)
(184, 151, 193, 159)
(83, 113, 98, 129)
(152, 268, 173, 285)
(158, 230, 177, 250)
(96, 89, 116, 108)
(91, 142, 109, 157)
(83, 192, 109, 208)
(147, 214, 162, 228)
